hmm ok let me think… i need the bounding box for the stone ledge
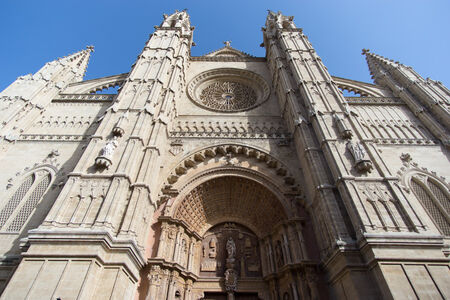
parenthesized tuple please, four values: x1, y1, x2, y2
(23, 228, 146, 280)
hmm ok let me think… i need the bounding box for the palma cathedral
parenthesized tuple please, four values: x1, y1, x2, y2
(0, 10, 449, 300)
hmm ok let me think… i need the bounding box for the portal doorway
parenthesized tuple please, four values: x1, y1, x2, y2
(202, 292, 261, 300)
(143, 175, 321, 299)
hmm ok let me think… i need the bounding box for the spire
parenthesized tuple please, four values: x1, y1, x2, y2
(362, 49, 450, 145)
(362, 49, 406, 84)
(160, 10, 193, 36)
(49, 45, 94, 83)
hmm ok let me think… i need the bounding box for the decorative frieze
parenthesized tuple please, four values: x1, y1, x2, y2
(345, 97, 403, 105)
(169, 119, 289, 139)
(53, 93, 115, 102)
(19, 134, 89, 142)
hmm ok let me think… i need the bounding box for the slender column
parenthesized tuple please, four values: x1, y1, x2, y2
(157, 223, 169, 258)
(187, 237, 196, 271)
(281, 226, 292, 264)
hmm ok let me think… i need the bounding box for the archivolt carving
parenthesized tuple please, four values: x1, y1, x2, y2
(163, 144, 299, 191)
(173, 176, 287, 236)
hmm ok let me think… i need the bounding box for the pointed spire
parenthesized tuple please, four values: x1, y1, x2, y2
(361, 49, 405, 83)
(55, 46, 94, 82)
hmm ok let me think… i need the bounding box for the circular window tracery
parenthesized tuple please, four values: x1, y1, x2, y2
(187, 69, 270, 113)
(199, 81, 257, 111)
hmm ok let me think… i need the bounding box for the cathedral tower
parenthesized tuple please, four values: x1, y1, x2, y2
(0, 10, 448, 300)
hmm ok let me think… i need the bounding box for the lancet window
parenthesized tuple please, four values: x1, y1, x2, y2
(410, 174, 450, 235)
(0, 169, 53, 232)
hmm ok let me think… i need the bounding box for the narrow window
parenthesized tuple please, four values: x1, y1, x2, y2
(7, 173, 51, 232)
(0, 174, 34, 229)
(410, 177, 450, 235)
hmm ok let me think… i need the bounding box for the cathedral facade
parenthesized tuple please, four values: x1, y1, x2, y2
(0, 10, 449, 300)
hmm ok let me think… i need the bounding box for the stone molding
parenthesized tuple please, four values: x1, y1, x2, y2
(169, 118, 290, 139)
(163, 143, 300, 191)
(18, 134, 89, 142)
(346, 97, 403, 105)
(53, 93, 115, 102)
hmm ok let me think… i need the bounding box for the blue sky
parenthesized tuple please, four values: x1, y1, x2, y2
(1, 0, 449, 91)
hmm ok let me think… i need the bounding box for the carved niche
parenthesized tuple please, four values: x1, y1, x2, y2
(200, 223, 262, 278)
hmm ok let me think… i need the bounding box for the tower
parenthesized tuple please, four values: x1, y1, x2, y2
(0, 10, 449, 300)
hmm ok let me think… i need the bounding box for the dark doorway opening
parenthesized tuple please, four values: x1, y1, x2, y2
(202, 292, 261, 300)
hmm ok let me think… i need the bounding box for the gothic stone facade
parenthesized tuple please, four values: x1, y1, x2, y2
(0, 11, 449, 300)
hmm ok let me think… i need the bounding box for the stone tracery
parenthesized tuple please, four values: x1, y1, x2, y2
(199, 81, 257, 111)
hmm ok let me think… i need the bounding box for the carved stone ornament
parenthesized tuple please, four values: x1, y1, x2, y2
(346, 141, 373, 173)
(333, 113, 353, 139)
(224, 268, 238, 292)
(400, 153, 412, 162)
(226, 237, 236, 259)
(199, 81, 257, 111)
(187, 69, 270, 113)
(112, 110, 129, 137)
(95, 138, 118, 169)
(169, 139, 183, 156)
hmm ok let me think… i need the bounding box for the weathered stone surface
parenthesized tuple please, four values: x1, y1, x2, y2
(0, 10, 449, 300)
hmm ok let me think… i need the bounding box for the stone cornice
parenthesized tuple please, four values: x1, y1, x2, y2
(190, 56, 266, 62)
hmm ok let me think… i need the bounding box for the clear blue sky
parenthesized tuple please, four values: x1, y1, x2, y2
(1, 0, 449, 91)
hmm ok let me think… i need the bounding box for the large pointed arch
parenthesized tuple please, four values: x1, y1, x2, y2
(161, 143, 302, 196)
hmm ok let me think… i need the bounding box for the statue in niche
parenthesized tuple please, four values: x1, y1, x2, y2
(244, 237, 252, 257)
(101, 139, 118, 159)
(226, 237, 236, 259)
(275, 240, 284, 267)
(346, 141, 373, 173)
(199, 223, 261, 278)
(209, 238, 217, 258)
(95, 138, 119, 169)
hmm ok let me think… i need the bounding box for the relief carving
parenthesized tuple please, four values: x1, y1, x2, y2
(199, 223, 261, 279)
(346, 141, 373, 173)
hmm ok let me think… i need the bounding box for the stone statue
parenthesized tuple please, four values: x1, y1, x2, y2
(95, 138, 119, 169)
(226, 237, 236, 259)
(101, 139, 118, 159)
(346, 141, 373, 173)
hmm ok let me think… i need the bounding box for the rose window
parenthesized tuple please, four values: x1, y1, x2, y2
(187, 69, 270, 113)
(199, 81, 257, 111)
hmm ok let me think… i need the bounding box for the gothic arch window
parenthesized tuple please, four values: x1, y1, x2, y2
(0, 168, 53, 233)
(409, 174, 450, 235)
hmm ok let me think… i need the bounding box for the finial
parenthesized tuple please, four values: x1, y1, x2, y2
(86, 45, 95, 51)
(361, 48, 370, 55)
(223, 41, 231, 47)
(182, 8, 188, 12)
